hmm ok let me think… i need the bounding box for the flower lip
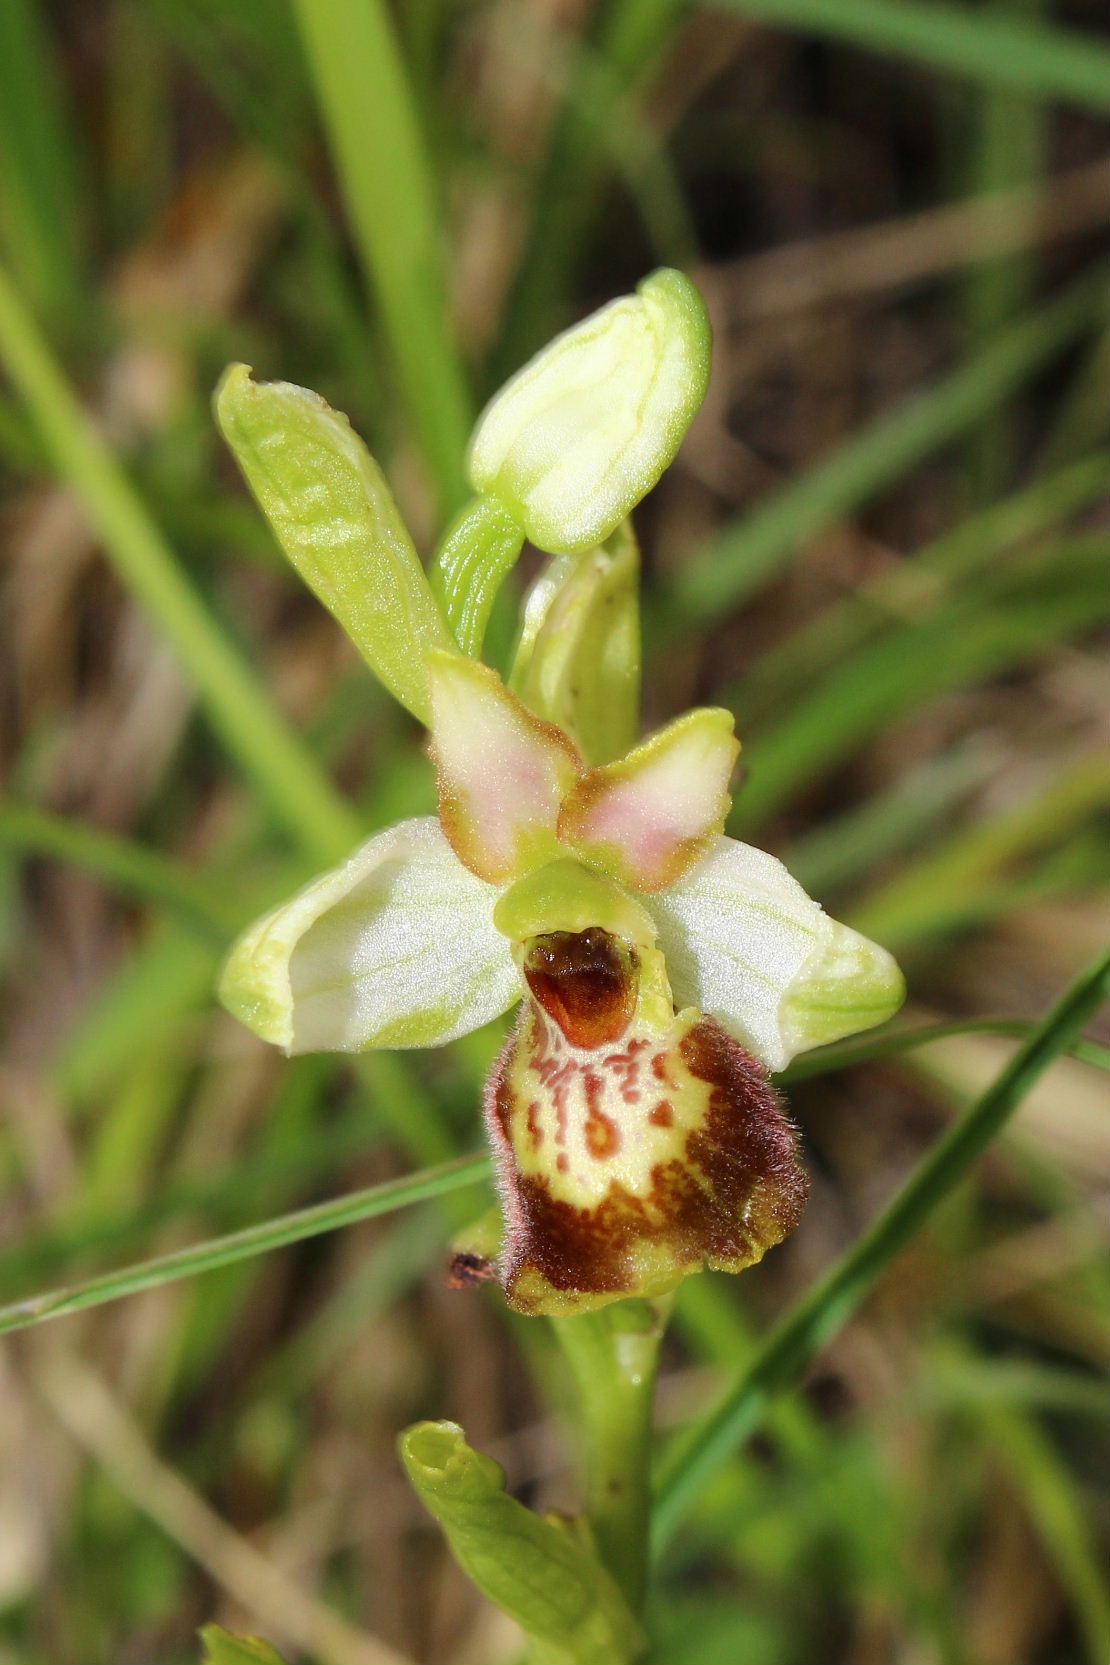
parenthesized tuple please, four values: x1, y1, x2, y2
(522, 926, 638, 1049)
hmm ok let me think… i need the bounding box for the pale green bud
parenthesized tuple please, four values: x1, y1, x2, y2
(510, 522, 641, 765)
(467, 268, 711, 554)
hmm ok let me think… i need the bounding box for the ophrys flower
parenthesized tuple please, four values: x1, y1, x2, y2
(215, 270, 904, 1315)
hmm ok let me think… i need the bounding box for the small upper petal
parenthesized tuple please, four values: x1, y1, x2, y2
(219, 817, 520, 1053)
(646, 837, 903, 1071)
(558, 708, 738, 892)
(428, 651, 582, 885)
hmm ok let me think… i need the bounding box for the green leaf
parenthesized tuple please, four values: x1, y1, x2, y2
(510, 523, 641, 765)
(665, 270, 1102, 627)
(430, 494, 525, 656)
(288, 0, 471, 512)
(215, 364, 455, 724)
(469, 267, 710, 555)
(399, 1421, 645, 1665)
(199, 1626, 288, 1665)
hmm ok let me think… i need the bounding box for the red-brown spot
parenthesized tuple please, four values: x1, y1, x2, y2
(649, 1099, 674, 1127)
(556, 1153, 569, 1173)
(523, 927, 637, 1048)
(525, 1100, 543, 1149)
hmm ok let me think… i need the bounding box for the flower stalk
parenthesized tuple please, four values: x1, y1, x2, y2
(551, 1300, 670, 1618)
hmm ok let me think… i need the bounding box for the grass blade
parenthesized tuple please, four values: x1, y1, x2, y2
(0, 0, 85, 319)
(738, 450, 1107, 725)
(664, 270, 1102, 628)
(779, 1017, 1110, 1083)
(290, 0, 471, 511)
(653, 950, 1110, 1545)
(0, 801, 237, 942)
(729, 533, 1105, 832)
(0, 1155, 490, 1336)
(706, 0, 1107, 110)
(0, 262, 358, 863)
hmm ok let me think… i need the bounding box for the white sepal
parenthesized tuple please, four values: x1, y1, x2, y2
(219, 817, 520, 1054)
(646, 837, 902, 1072)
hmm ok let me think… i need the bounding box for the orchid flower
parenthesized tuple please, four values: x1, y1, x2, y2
(215, 270, 904, 1317)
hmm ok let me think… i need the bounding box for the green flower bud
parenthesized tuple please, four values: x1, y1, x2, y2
(510, 522, 641, 765)
(467, 268, 710, 554)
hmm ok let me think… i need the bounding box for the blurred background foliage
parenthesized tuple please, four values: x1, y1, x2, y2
(0, 1, 1106, 1661)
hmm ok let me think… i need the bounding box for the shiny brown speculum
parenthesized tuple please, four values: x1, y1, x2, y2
(521, 926, 638, 1048)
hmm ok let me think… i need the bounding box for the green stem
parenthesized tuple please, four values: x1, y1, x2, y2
(552, 1300, 668, 1618)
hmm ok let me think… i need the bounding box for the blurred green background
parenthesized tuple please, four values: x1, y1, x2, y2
(0, 2, 1106, 1662)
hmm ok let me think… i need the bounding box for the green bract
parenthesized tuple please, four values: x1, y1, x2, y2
(215, 364, 454, 723)
(467, 268, 711, 554)
(199, 1628, 287, 1665)
(510, 523, 641, 766)
(399, 1421, 644, 1665)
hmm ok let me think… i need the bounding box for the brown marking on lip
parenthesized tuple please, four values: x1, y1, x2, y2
(485, 1010, 809, 1314)
(649, 1100, 674, 1127)
(525, 1100, 542, 1149)
(581, 1070, 622, 1159)
(523, 927, 637, 1048)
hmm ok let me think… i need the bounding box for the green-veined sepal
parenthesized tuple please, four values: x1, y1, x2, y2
(647, 837, 905, 1072)
(218, 817, 519, 1053)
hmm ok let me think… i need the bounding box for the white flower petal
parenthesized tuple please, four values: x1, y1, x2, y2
(646, 837, 902, 1071)
(219, 818, 520, 1054)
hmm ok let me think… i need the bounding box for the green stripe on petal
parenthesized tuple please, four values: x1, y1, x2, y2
(218, 817, 519, 1053)
(647, 836, 902, 1072)
(467, 268, 711, 555)
(780, 919, 905, 1054)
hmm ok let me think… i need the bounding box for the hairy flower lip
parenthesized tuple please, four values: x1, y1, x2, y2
(485, 995, 809, 1317)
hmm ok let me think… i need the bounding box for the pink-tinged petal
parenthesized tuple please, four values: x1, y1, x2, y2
(427, 651, 583, 885)
(557, 708, 738, 893)
(483, 924, 807, 1316)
